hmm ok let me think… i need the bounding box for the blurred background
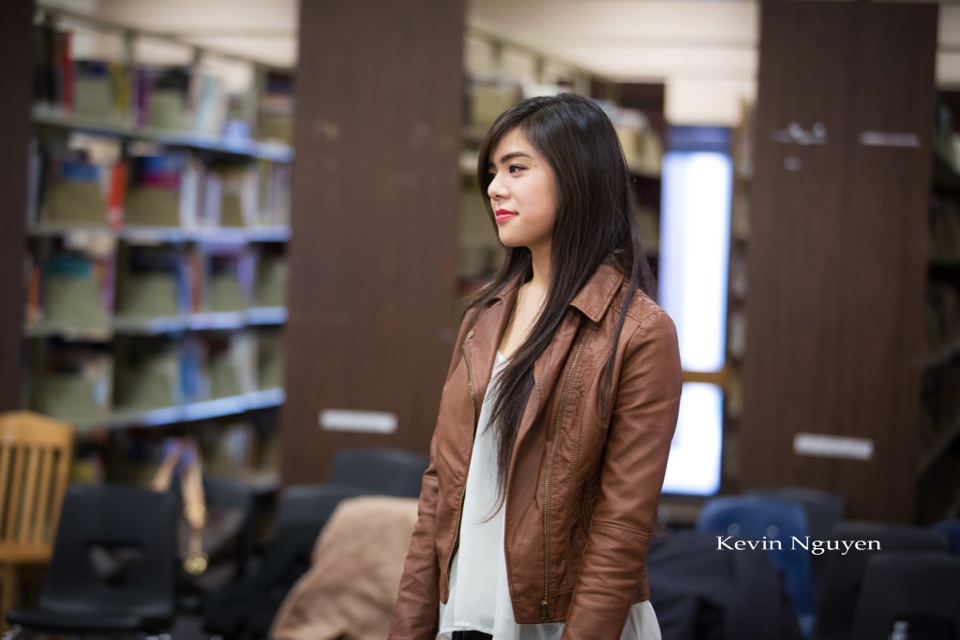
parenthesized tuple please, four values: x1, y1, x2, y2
(1, 0, 960, 635)
(8, 0, 960, 524)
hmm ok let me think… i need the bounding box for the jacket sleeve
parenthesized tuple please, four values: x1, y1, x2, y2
(389, 309, 476, 639)
(388, 436, 441, 638)
(562, 309, 682, 639)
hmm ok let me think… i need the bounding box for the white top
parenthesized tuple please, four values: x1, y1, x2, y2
(439, 352, 661, 640)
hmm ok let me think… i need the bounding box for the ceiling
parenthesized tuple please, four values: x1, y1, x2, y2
(40, 0, 960, 124)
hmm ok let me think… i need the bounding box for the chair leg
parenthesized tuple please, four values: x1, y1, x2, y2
(0, 565, 16, 635)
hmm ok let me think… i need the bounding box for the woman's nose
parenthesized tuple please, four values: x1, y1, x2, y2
(487, 174, 506, 200)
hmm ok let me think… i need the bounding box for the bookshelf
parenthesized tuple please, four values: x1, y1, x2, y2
(721, 100, 754, 493)
(917, 92, 960, 523)
(22, 5, 292, 487)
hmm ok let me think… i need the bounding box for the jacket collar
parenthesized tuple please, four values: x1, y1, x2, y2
(491, 253, 625, 324)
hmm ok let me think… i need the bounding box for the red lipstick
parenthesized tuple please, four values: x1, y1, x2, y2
(495, 208, 518, 223)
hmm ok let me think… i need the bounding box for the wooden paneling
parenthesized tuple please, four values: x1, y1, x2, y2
(0, 0, 34, 411)
(742, 1, 856, 503)
(741, 2, 936, 522)
(840, 3, 936, 522)
(280, 0, 465, 485)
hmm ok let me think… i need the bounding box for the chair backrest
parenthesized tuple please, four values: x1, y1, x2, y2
(696, 495, 814, 620)
(39, 483, 178, 623)
(275, 484, 371, 533)
(851, 551, 960, 640)
(747, 487, 845, 542)
(814, 520, 950, 640)
(329, 448, 428, 498)
(747, 486, 846, 606)
(930, 519, 960, 555)
(0, 411, 74, 562)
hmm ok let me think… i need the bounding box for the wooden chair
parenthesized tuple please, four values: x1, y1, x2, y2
(0, 411, 74, 630)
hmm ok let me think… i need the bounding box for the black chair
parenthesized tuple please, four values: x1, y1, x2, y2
(6, 483, 178, 638)
(931, 518, 960, 555)
(747, 486, 845, 605)
(329, 448, 428, 498)
(851, 551, 960, 640)
(203, 484, 370, 639)
(813, 520, 950, 640)
(696, 495, 815, 637)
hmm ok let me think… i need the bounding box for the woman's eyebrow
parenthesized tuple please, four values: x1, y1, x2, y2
(488, 151, 534, 168)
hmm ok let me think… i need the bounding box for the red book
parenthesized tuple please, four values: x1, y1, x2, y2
(107, 163, 127, 229)
(59, 31, 73, 112)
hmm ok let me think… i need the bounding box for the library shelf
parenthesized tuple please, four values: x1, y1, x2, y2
(933, 146, 960, 191)
(918, 416, 960, 478)
(29, 224, 292, 244)
(929, 257, 960, 270)
(925, 337, 960, 371)
(75, 387, 285, 433)
(25, 307, 287, 340)
(32, 110, 294, 163)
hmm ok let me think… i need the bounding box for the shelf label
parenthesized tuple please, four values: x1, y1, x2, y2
(793, 432, 874, 461)
(859, 131, 920, 148)
(319, 409, 398, 434)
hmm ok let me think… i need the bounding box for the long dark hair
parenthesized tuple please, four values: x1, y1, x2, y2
(470, 93, 658, 503)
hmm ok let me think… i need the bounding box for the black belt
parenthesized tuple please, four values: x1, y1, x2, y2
(452, 632, 493, 640)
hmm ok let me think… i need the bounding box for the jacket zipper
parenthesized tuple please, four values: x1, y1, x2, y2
(444, 337, 478, 597)
(541, 333, 588, 622)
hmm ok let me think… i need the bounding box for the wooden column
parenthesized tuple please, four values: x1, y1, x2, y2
(0, 0, 34, 411)
(740, 2, 936, 522)
(281, 0, 465, 484)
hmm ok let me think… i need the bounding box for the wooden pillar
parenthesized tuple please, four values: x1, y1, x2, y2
(740, 2, 936, 522)
(0, 0, 34, 411)
(281, 0, 465, 484)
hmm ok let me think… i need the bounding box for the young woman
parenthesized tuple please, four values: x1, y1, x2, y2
(389, 93, 682, 640)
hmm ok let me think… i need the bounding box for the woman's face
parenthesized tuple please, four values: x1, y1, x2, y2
(486, 127, 559, 256)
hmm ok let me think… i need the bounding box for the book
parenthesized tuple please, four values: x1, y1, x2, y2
(256, 160, 292, 226)
(257, 70, 294, 143)
(112, 336, 182, 410)
(74, 60, 115, 120)
(206, 331, 257, 399)
(41, 247, 115, 328)
(27, 340, 113, 424)
(256, 328, 284, 390)
(124, 153, 188, 227)
(207, 163, 259, 227)
(255, 246, 287, 308)
(204, 247, 254, 313)
(191, 73, 227, 137)
(115, 243, 191, 319)
(148, 66, 192, 130)
(42, 152, 110, 225)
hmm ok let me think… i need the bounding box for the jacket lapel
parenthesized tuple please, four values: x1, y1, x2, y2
(514, 310, 581, 446)
(461, 286, 518, 415)
(515, 257, 624, 446)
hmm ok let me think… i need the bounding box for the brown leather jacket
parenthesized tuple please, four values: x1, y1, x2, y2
(389, 256, 682, 639)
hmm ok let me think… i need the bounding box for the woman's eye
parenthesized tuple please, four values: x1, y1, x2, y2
(508, 164, 524, 174)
